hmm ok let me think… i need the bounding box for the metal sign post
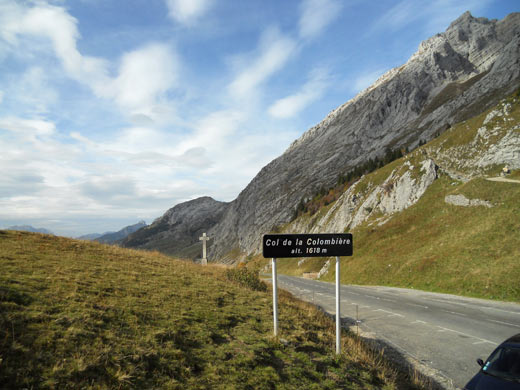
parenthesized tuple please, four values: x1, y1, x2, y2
(272, 258, 278, 336)
(262, 233, 352, 353)
(335, 256, 341, 354)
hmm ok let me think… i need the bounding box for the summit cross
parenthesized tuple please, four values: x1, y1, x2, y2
(199, 232, 210, 265)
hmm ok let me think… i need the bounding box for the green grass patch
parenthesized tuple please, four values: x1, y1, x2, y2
(321, 175, 520, 302)
(276, 257, 330, 277)
(0, 231, 421, 389)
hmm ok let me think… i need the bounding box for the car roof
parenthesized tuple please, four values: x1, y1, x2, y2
(502, 333, 520, 346)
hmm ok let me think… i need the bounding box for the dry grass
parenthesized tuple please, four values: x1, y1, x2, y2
(0, 230, 424, 389)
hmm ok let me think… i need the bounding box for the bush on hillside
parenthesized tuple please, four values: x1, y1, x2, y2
(226, 267, 267, 292)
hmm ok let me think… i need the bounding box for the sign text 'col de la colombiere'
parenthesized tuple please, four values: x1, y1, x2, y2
(262, 233, 353, 258)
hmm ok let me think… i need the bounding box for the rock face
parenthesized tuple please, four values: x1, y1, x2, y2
(432, 97, 520, 178)
(445, 195, 493, 208)
(345, 159, 438, 230)
(288, 157, 439, 236)
(125, 12, 520, 261)
(121, 197, 228, 259)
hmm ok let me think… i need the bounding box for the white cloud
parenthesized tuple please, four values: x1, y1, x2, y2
(228, 27, 297, 99)
(0, 90, 3, 103)
(70, 125, 212, 171)
(175, 109, 245, 164)
(9, 67, 58, 114)
(299, 0, 342, 39)
(0, 2, 109, 87)
(165, 0, 213, 25)
(0, 116, 56, 136)
(0, 169, 46, 197)
(0, 115, 208, 234)
(0, 2, 179, 122)
(193, 110, 244, 143)
(101, 43, 178, 116)
(80, 175, 138, 202)
(268, 68, 331, 119)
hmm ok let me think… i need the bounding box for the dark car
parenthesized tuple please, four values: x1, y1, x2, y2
(464, 334, 520, 389)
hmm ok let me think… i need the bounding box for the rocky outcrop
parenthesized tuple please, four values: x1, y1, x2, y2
(293, 157, 439, 234)
(445, 195, 493, 208)
(430, 98, 520, 177)
(121, 197, 228, 259)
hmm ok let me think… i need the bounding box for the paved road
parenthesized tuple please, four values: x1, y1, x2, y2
(274, 275, 520, 389)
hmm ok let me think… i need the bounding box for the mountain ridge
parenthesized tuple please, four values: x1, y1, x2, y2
(94, 220, 147, 244)
(123, 11, 520, 263)
(121, 197, 228, 259)
(6, 225, 54, 235)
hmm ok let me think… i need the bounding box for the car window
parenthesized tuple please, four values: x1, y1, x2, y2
(483, 346, 520, 379)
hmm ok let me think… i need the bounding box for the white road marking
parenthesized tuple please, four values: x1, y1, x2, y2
(441, 310, 467, 317)
(411, 320, 427, 325)
(488, 319, 520, 329)
(382, 298, 397, 302)
(436, 326, 497, 345)
(406, 303, 429, 309)
(481, 307, 520, 316)
(428, 298, 520, 316)
(349, 302, 370, 308)
(373, 309, 404, 317)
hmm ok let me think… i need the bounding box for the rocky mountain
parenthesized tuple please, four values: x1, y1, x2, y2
(6, 225, 54, 235)
(94, 221, 147, 244)
(121, 197, 228, 259)
(289, 93, 520, 237)
(124, 11, 520, 262)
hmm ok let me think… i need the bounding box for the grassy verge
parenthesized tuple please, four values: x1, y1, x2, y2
(0, 231, 422, 389)
(317, 174, 520, 302)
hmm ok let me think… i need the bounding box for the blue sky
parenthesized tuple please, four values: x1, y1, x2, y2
(0, 0, 517, 236)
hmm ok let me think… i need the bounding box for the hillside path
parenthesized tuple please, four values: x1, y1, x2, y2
(272, 275, 520, 390)
(486, 176, 520, 183)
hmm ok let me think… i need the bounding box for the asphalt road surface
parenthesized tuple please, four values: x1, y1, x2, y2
(273, 274, 520, 389)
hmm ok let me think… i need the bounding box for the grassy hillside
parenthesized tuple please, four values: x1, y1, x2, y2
(0, 230, 422, 389)
(329, 173, 520, 301)
(267, 92, 520, 302)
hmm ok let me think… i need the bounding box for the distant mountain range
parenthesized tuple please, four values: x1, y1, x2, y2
(7, 225, 54, 235)
(77, 221, 147, 244)
(91, 221, 147, 244)
(77, 233, 106, 240)
(122, 11, 520, 263)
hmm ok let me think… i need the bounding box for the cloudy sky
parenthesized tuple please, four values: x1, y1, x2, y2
(0, 0, 517, 236)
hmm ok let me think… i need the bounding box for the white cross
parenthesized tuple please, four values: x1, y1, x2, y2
(199, 232, 210, 265)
